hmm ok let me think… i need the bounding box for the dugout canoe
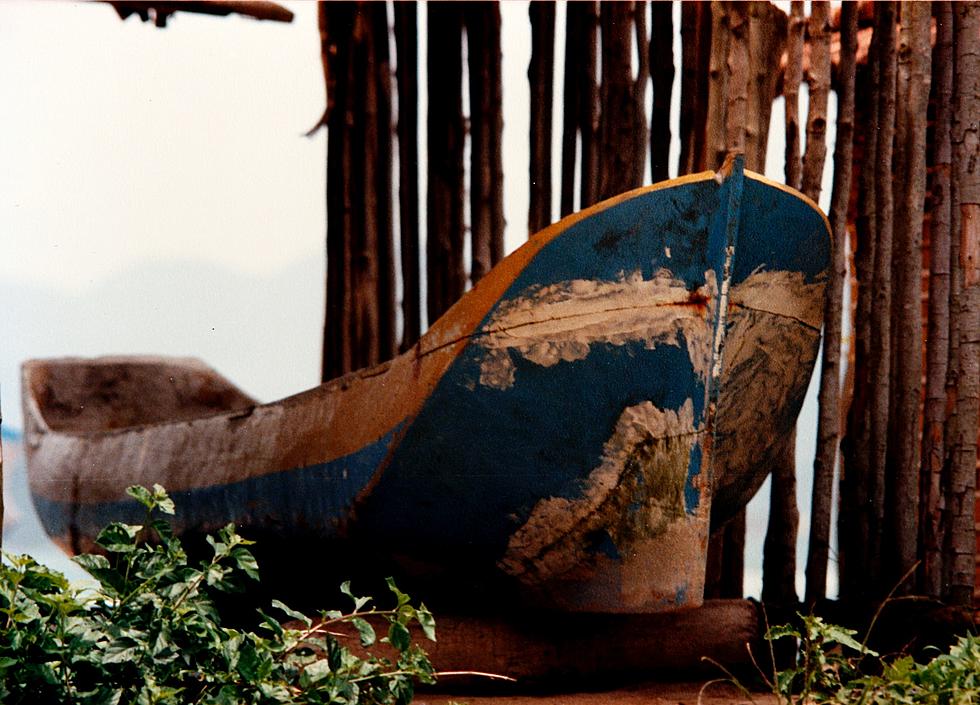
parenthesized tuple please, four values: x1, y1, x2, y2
(22, 159, 830, 613)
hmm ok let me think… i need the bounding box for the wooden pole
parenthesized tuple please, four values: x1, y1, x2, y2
(632, 1, 650, 189)
(321, 2, 355, 381)
(783, 1, 805, 190)
(678, 2, 711, 175)
(885, 0, 930, 591)
(724, 1, 748, 158)
(763, 434, 800, 605)
(529, 1, 556, 235)
(466, 2, 504, 284)
(806, 0, 857, 606)
(649, 0, 673, 183)
(801, 1, 830, 203)
(598, 1, 642, 199)
(395, 3, 421, 351)
(560, 2, 584, 217)
(704, 1, 731, 170)
(744, 1, 787, 173)
(867, 0, 898, 595)
(840, 3, 881, 605)
(919, 1, 953, 599)
(944, 0, 980, 606)
(426, 3, 465, 324)
(579, 2, 600, 209)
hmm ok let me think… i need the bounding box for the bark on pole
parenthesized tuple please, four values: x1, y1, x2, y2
(762, 433, 800, 605)
(945, 0, 980, 607)
(783, 1, 805, 191)
(840, 6, 880, 604)
(322, 3, 356, 381)
(426, 3, 465, 324)
(649, 0, 673, 183)
(529, 1, 556, 235)
(919, 0, 953, 599)
(886, 0, 930, 591)
(867, 0, 898, 594)
(744, 1, 787, 172)
(598, 1, 641, 200)
(704, 1, 731, 171)
(466, 2, 504, 285)
(560, 2, 585, 217)
(352, 6, 382, 371)
(371, 3, 396, 364)
(724, 1, 748, 158)
(806, 0, 857, 606)
(801, 1, 830, 203)
(678, 2, 711, 175)
(319, 3, 394, 378)
(395, 3, 421, 351)
(579, 2, 600, 209)
(632, 1, 650, 189)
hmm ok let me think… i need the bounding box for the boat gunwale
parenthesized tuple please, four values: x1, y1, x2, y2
(23, 167, 830, 444)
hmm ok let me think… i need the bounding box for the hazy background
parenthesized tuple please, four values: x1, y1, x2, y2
(0, 1, 836, 597)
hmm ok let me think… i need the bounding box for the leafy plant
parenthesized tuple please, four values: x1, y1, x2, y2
(0, 485, 437, 705)
(703, 612, 980, 705)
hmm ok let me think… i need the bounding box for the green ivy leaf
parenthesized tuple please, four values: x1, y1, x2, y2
(95, 523, 142, 553)
(271, 599, 312, 628)
(340, 581, 371, 612)
(386, 577, 411, 608)
(352, 617, 376, 647)
(387, 621, 411, 653)
(417, 605, 436, 642)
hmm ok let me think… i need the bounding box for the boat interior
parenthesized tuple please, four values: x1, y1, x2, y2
(23, 357, 255, 434)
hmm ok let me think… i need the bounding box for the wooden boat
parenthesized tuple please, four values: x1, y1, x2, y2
(23, 159, 829, 613)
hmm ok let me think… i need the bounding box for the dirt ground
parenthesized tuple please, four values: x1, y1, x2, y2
(415, 682, 776, 705)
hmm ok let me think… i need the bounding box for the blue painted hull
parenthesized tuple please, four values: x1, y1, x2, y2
(24, 161, 830, 612)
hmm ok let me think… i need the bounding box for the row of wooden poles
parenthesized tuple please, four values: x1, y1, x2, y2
(315, 1, 980, 608)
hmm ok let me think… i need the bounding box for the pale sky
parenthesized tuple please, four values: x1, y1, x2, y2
(0, 0, 836, 598)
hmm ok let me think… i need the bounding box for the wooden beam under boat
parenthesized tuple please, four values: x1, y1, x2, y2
(23, 159, 830, 613)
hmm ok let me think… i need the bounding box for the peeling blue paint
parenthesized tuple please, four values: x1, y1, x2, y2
(685, 443, 703, 515)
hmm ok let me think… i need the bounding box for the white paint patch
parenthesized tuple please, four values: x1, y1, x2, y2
(500, 399, 703, 592)
(475, 270, 717, 390)
(729, 268, 826, 328)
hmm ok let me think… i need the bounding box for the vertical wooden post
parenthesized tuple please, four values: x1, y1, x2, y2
(426, 3, 465, 324)
(649, 0, 673, 183)
(783, 1, 804, 190)
(466, 2, 504, 284)
(806, 0, 857, 606)
(529, 1, 556, 235)
(867, 0, 898, 594)
(885, 0, 931, 591)
(800, 1, 830, 203)
(724, 1, 748, 158)
(321, 2, 355, 381)
(840, 2, 881, 605)
(763, 434, 800, 605)
(704, 1, 731, 170)
(395, 3, 421, 351)
(560, 2, 599, 215)
(320, 3, 395, 379)
(944, 0, 980, 606)
(632, 1, 650, 188)
(744, 1, 787, 173)
(598, 1, 641, 200)
(678, 1, 711, 174)
(920, 1, 953, 599)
